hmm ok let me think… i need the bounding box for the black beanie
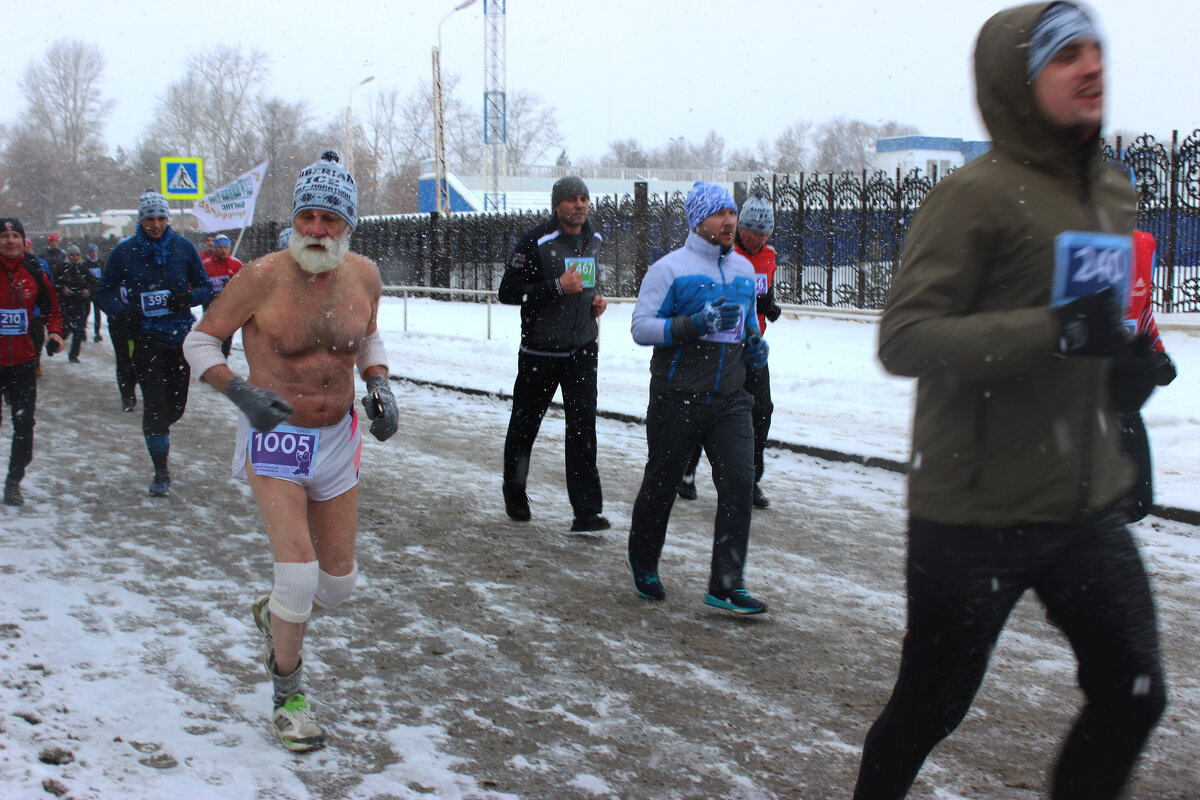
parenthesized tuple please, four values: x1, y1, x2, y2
(1, 218, 25, 239)
(551, 176, 589, 207)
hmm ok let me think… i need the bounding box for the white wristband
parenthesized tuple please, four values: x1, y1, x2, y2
(356, 328, 389, 376)
(182, 329, 227, 379)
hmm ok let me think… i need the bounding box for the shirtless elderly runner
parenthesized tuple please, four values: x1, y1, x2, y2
(183, 152, 399, 752)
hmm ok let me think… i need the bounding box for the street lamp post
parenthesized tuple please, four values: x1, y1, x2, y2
(344, 75, 375, 176)
(669, 136, 685, 177)
(433, 0, 479, 216)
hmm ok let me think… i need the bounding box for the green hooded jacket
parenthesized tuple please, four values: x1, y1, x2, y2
(878, 1, 1136, 526)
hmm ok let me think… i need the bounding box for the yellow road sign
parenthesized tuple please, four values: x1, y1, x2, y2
(160, 157, 204, 200)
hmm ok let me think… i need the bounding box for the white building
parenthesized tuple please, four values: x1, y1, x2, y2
(875, 136, 992, 179)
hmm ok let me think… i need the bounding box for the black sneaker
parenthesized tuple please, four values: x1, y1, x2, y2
(122, 398, 137, 412)
(704, 587, 768, 615)
(571, 513, 611, 532)
(503, 483, 530, 521)
(148, 470, 171, 497)
(752, 484, 770, 509)
(3, 482, 23, 507)
(626, 551, 665, 601)
(93, 335, 103, 342)
(677, 480, 697, 500)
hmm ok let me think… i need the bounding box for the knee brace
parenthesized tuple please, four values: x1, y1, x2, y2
(314, 565, 358, 609)
(269, 561, 320, 623)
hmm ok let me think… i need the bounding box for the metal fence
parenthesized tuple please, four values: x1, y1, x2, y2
(234, 129, 1200, 313)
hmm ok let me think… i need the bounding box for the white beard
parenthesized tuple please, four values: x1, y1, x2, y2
(288, 229, 350, 274)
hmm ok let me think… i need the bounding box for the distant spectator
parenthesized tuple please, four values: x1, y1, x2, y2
(55, 245, 94, 362)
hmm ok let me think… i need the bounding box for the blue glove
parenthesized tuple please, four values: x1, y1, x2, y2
(689, 297, 741, 336)
(745, 335, 769, 368)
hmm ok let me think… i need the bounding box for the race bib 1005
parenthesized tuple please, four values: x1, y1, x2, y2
(140, 289, 172, 317)
(565, 257, 596, 289)
(1052, 231, 1133, 310)
(0, 308, 30, 336)
(249, 425, 320, 479)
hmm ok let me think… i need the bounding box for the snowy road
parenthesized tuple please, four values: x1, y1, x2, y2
(1, 303, 1198, 799)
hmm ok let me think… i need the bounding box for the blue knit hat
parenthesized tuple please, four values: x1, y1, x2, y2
(685, 182, 737, 230)
(213, 234, 231, 248)
(1026, 2, 1099, 81)
(738, 192, 775, 234)
(278, 227, 292, 249)
(138, 191, 170, 221)
(293, 151, 357, 230)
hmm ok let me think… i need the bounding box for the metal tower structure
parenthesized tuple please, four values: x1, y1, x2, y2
(483, 0, 507, 212)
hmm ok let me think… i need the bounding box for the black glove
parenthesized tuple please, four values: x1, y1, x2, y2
(1153, 351, 1177, 386)
(44, 336, 62, 356)
(168, 290, 194, 313)
(117, 306, 142, 327)
(1054, 287, 1130, 357)
(362, 374, 399, 442)
(226, 376, 293, 432)
(757, 287, 782, 322)
(1110, 335, 1159, 412)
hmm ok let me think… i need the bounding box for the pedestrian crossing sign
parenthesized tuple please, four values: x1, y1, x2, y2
(160, 157, 204, 200)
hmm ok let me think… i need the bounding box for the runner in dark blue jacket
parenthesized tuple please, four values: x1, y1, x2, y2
(98, 192, 211, 496)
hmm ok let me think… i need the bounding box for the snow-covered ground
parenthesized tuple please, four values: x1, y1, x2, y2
(1, 297, 1197, 800)
(381, 296, 1200, 512)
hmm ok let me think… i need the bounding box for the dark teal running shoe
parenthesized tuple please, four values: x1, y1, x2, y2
(704, 588, 768, 615)
(626, 551, 665, 601)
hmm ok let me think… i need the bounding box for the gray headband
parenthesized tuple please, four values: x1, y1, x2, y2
(1026, 3, 1099, 81)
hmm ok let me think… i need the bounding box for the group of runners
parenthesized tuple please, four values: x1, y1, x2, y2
(0, 2, 1185, 796)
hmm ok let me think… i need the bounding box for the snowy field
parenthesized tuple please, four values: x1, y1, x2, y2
(0, 297, 1197, 800)
(379, 296, 1200, 513)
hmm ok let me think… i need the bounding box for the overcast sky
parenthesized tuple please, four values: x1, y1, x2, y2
(4, 0, 1197, 167)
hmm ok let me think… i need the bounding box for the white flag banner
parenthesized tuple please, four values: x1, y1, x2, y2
(191, 160, 269, 232)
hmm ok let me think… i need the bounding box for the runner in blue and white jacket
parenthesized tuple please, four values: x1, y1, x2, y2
(625, 181, 771, 616)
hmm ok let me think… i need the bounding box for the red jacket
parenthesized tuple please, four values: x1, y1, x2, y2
(734, 240, 778, 333)
(1128, 231, 1164, 353)
(2, 254, 63, 366)
(201, 253, 244, 295)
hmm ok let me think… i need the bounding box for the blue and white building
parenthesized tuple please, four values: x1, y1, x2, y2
(875, 136, 992, 178)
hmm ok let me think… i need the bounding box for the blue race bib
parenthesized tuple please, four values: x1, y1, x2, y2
(0, 308, 29, 336)
(140, 289, 172, 317)
(1052, 231, 1132, 309)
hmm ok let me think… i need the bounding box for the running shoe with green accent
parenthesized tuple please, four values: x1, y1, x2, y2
(272, 693, 327, 752)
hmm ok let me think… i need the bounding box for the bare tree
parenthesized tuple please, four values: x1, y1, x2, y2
(142, 46, 270, 183)
(764, 120, 815, 175)
(18, 39, 114, 169)
(693, 131, 726, 171)
(602, 138, 649, 168)
(504, 90, 563, 169)
(812, 116, 919, 174)
(253, 97, 323, 222)
(2, 39, 116, 227)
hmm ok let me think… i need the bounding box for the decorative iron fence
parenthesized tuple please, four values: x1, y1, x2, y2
(235, 130, 1200, 313)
